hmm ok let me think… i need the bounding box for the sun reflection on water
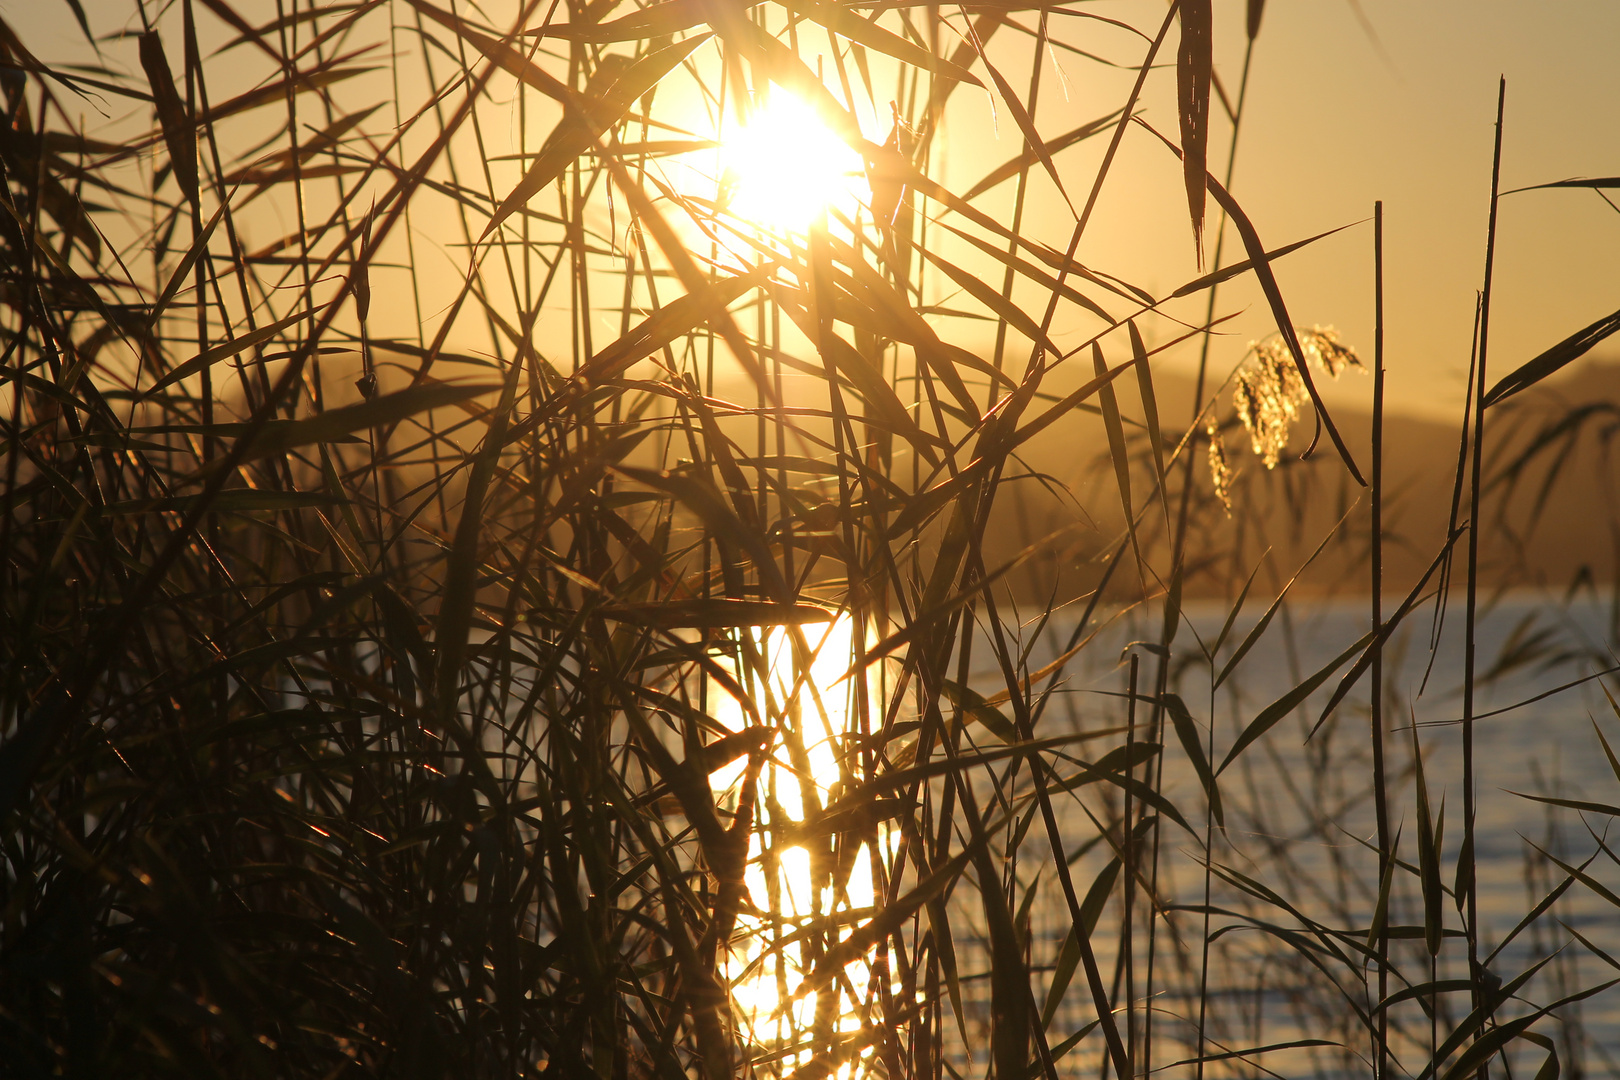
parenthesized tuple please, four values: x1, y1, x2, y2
(708, 613, 892, 1072)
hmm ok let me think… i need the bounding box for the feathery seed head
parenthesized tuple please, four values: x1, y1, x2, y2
(1234, 339, 1305, 469)
(1231, 327, 1362, 470)
(1299, 325, 1364, 378)
(1206, 416, 1233, 515)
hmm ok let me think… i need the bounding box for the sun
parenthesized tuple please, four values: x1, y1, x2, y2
(719, 90, 870, 234)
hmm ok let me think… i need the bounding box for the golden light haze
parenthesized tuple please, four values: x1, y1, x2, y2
(14, 0, 1619, 419)
(934, 1, 1620, 419)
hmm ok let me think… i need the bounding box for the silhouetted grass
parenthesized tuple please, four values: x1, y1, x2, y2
(2, 3, 1618, 1079)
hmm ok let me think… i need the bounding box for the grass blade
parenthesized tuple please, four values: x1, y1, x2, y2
(1481, 303, 1620, 408)
(145, 303, 332, 395)
(781, 0, 982, 87)
(1217, 629, 1373, 775)
(241, 383, 498, 459)
(1093, 343, 1141, 583)
(1162, 692, 1222, 826)
(1215, 503, 1360, 690)
(1129, 321, 1168, 521)
(482, 34, 711, 238)
(1176, 0, 1212, 259)
(137, 31, 197, 202)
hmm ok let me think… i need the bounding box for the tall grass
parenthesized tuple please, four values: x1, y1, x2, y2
(3, 2, 1620, 1078)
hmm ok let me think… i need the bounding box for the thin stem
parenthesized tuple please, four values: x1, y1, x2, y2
(1463, 82, 1506, 1056)
(1371, 198, 1391, 1080)
(1155, 30, 1259, 1080)
(1124, 652, 1139, 1077)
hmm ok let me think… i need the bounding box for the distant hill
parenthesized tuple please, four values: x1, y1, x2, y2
(983, 354, 1620, 602)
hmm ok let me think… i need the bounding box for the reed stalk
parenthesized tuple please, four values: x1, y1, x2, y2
(1, 6, 1615, 1080)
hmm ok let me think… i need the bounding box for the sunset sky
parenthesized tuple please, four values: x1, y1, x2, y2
(917, 0, 1620, 423)
(1168, 0, 1620, 418)
(13, 0, 1619, 422)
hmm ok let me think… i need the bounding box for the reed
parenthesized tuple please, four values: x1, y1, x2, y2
(2, 2, 1618, 1079)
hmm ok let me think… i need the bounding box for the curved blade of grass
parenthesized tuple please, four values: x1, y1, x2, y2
(823, 234, 982, 413)
(1415, 959, 1554, 1080)
(1162, 692, 1222, 826)
(1482, 855, 1587, 968)
(616, 465, 790, 604)
(542, 0, 744, 42)
(1176, 0, 1212, 259)
(596, 599, 834, 629)
(1216, 501, 1359, 689)
(925, 900, 969, 1048)
(962, 108, 1123, 202)
(1594, 708, 1620, 782)
(1365, 828, 1399, 952)
(1093, 342, 1141, 583)
(1482, 303, 1620, 408)
(239, 382, 498, 460)
(145, 302, 333, 395)
(1562, 920, 1620, 975)
(1502, 175, 1620, 195)
(1375, 980, 1474, 1013)
(1138, 117, 1365, 483)
(148, 197, 230, 323)
(1009, 342, 1151, 450)
(1041, 856, 1121, 1027)
(199, 65, 377, 126)
(582, 264, 763, 384)
(1413, 725, 1445, 956)
(137, 31, 197, 202)
(1432, 976, 1618, 1080)
(781, 0, 982, 87)
(1163, 1040, 1338, 1069)
(1128, 322, 1168, 523)
(101, 490, 343, 514)
(1216, 629, 1373, 775)
(1049, 746, 1193, 833)
(1212, 550, 1268, 658)
(1168, 222, 1354, 299)
(971, 40, 1073, 216)
(940, 680, 1020, 744)
(123, 420, 363, 443)
(931, 218, 1114, 323)
(408, 0, 570, 102)
(773, 296, 945, 465)
(596, 157, 770, 395)
(1310, 527, 1462, 736)
(1529, 841, 1620, 911)
(1204, 864, 1360, 971)
(482, 34, 711, 238)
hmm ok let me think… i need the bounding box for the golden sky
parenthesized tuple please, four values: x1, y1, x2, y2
(13, 0, 1619, 422)
(930, 0, 1620, 419)
(1178, 0, 1620, 418)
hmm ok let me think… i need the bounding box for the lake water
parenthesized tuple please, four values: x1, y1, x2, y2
(940, 592, 1620, 1078)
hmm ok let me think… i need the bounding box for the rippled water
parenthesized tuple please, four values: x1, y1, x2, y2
(943, 592, 1620, 1078)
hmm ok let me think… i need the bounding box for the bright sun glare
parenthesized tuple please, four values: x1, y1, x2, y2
(708, 614, 893, 1068)
(720, 91, 869, 233)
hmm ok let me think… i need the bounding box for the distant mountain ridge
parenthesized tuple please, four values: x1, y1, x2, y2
(989, 354, 1620, 601)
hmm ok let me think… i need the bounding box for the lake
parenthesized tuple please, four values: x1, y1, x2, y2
(938, 591, 1620, 1078)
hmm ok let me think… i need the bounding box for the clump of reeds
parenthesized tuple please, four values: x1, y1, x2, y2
(1, 2, 1617, 1079)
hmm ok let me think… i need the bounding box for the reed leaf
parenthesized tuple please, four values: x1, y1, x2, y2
(1482, 303, 1620, 408)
